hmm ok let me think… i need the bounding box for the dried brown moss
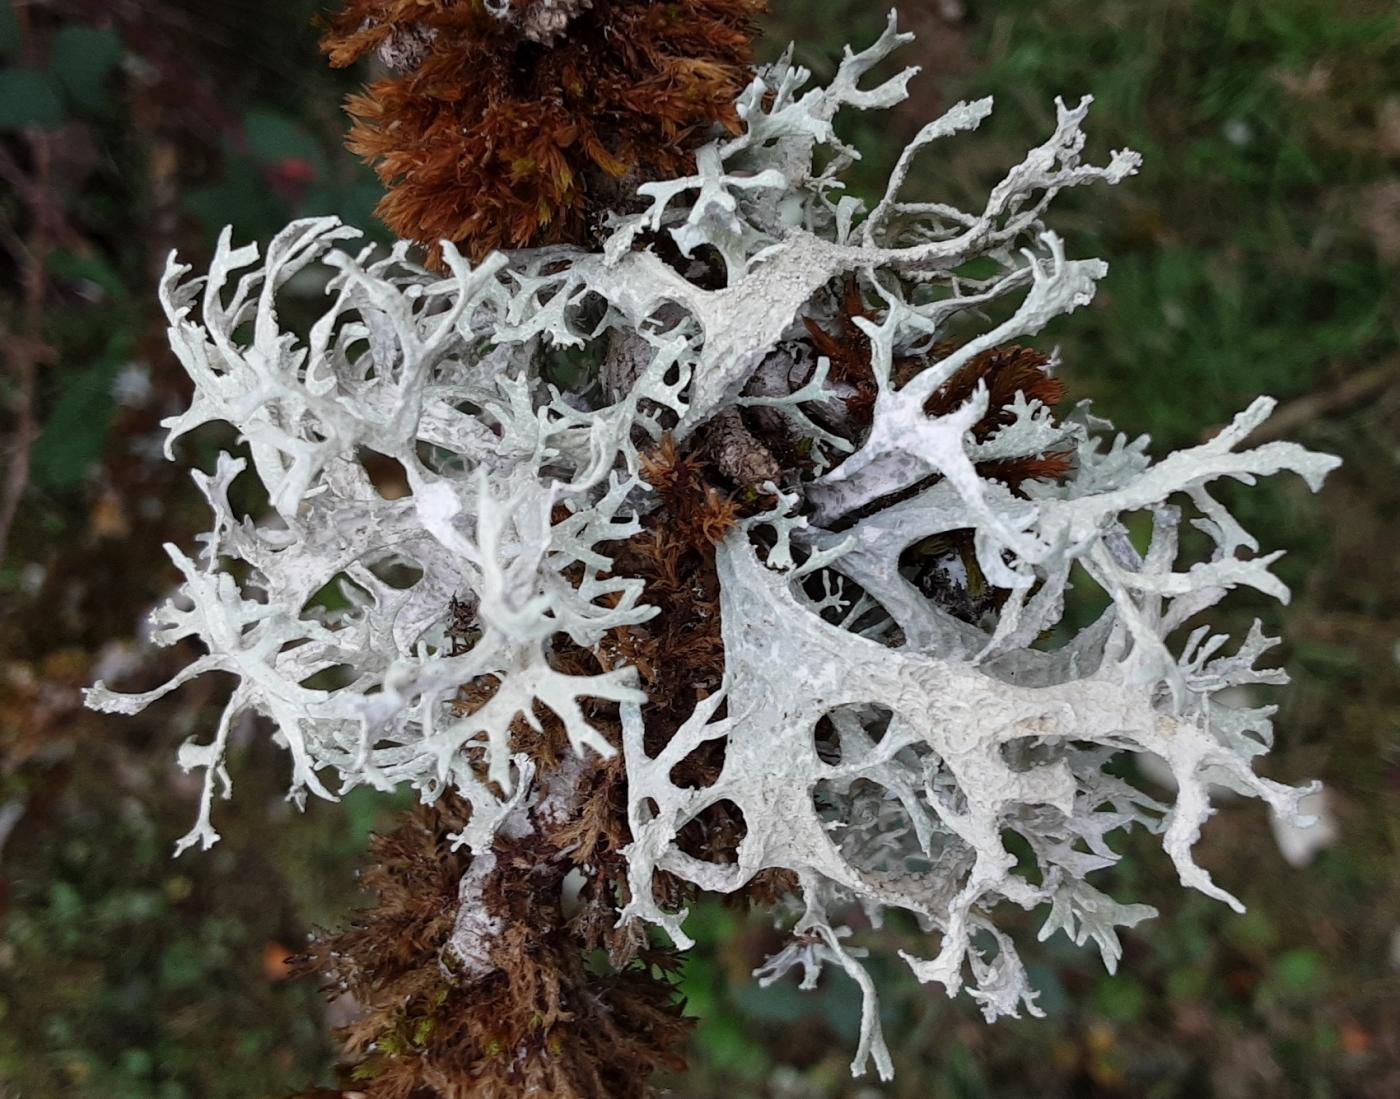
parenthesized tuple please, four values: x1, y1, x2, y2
(611, 435, 736, 756)
(321, 0, 764, 264)
(297, 791, 690, 1099)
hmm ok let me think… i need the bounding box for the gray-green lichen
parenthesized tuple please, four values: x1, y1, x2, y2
(87, 12, 1338, 1081)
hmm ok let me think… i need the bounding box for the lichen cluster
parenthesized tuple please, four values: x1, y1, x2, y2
(90, 12, 1338, 1093)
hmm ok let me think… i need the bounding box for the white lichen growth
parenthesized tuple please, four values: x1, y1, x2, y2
(87, 12, 1338, 1080)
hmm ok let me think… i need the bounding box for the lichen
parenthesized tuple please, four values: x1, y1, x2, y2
(90, 12, 1339, 1087)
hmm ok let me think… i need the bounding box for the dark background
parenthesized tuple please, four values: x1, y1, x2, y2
(1, 1, 1397, 1095)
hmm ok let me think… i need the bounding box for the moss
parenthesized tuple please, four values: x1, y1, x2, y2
(297, 795, 692, 1098)
(322, 0, 765, 264)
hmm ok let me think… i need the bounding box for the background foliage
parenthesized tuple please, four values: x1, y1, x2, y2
(0, 1, 1396, 1095)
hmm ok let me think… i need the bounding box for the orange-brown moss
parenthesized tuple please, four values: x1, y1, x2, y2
(610, 435, 736, 756)
(322, 0, 764, 264)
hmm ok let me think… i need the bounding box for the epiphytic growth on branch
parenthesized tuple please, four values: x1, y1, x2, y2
(90, 9, 1338, 1092)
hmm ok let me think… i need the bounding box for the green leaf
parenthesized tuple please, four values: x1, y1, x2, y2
(157, 941, 207, 991)
(1270, 948, 1327, 999)
(1093, 973, 1147, 1024)
(944, 1045, 991, 1099)
(48, 25, 122, 111)
(31, 358, 121, 491)
(183, 158, 291, 241)
(243, 108, 327, 180)
(0, 67, 64, 129)
(691, 1009, 767, 1076)
(46, 247, 126, 300)
(731, 977, 813, 1025)
(1165, 965, 1208, 1005)
(1225, 908, 1279, 953)
(119, 1048, 155, 1077)
(0, 3, 18, 59)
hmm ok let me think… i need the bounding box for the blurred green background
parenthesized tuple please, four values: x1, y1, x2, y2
(0, 1, 1397, 1096)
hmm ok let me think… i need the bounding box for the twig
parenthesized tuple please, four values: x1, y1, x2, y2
(1252, 360, 1398, 443)
(0, 797, 25, 865)
(0, 321, 42, 571)
(0, 6, 58, 571)
(0, 159, 53, 571)
(1203, 359, 1400, 445)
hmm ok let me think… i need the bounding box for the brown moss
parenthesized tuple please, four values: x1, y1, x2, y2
(610, 435, 736, 756)
(322, 0, 764, 264)
(298, 792, 690, 1099)
(803, 278, 885, 424)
